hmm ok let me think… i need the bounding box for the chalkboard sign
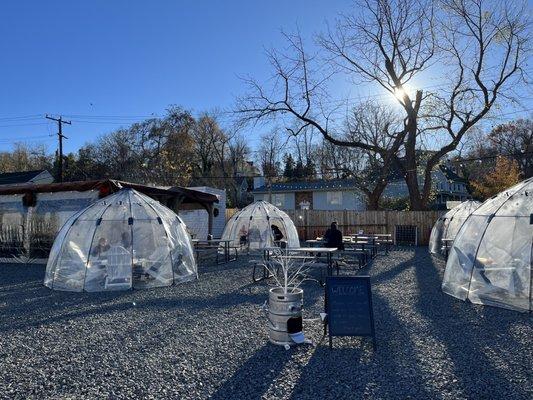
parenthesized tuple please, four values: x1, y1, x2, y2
(325, 276, 376, 350)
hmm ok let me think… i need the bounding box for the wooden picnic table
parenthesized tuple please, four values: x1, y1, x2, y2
(347, 234, 394, 255)
(374, 234, 394, 253)
(350, 239, 379, 258)
(192, 239, 236, 263)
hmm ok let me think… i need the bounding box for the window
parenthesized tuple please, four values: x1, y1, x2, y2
(326, 191, 343, 206)
(271, 193, 285, 207)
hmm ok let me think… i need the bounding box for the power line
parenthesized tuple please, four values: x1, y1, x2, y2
(0, 114, 43, 122)
(62, 114, 159, 119)
(0, 135, 53, 143)
(0, 122, 48, 128)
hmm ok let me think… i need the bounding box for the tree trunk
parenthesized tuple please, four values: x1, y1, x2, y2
(366, 192, 380, 210)
(402, 118, 429, 211)
(405, 171, 425, 210)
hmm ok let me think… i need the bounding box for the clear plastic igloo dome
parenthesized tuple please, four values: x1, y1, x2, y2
(221, 201, 300, 251)
(44, 188, 196, 292)
(429, 200, 480, 256)
(442, 178, 533, 311)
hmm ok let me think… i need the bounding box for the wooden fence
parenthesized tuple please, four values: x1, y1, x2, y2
(225, 209, 442, 245)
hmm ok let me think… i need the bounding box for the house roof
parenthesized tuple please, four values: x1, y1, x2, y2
(253, 179, 359, 193)
(0, 179, 218, 206)
(439, 165, 468, 183)
(0, 170, 51, 185)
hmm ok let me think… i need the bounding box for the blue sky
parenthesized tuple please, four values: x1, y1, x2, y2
(0, 0, 531, 155)
(0, 0, 353, 153)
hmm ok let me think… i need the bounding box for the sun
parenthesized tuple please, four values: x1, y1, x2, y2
(393, 84, 414, 103)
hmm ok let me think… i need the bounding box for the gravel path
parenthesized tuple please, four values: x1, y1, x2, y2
(0, 248, 531, 399)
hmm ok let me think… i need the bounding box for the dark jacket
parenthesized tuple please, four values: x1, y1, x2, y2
(272, 226, 284, 241)
(324, 227, 344, 250)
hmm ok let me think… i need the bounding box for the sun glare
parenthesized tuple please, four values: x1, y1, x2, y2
(393, 84, 414, 103)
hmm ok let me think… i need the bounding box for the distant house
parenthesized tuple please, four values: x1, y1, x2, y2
(253, 163, 471, 211)
(252, 177, 366, 211)
(383, 164, 471, 209)
(0, 170, 54, 186)
(433, 165, 471, 206)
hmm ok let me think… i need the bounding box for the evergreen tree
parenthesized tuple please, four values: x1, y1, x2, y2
(283, 153, 295, 180)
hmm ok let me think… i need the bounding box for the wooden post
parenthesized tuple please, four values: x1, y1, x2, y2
(206, 203, 214, 239)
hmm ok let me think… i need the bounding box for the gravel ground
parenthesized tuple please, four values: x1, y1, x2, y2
(0, 248, 531, 400)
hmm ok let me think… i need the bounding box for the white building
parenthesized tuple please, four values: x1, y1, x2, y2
(179, 186, 226, 239)
(252, 177, 366, 211)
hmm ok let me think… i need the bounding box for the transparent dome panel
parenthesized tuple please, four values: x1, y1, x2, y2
(44, 188, 197, 292)
(442, 179, 532, 311)
(496, 180, 533, 216)
(429, 218, 445, 254)
(474, 180, 527, 216)
(132, 220, 173, 289)
(429, 201, 480, 257)
(220, 201, 300, 252)
(468, 217, 531, 311)
(442, 215, 489, 300)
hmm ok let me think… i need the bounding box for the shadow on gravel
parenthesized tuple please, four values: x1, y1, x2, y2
(0, 264, 122, 332)
(209, 344, 292, 400)
(0, 285, 266, 333)
(414, 249, 530, 399)
(371, 254, 415, 285)
(289, 291, 437, 400)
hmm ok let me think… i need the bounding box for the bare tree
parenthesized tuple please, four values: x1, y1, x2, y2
(316, 101, 403, 209)
(256, 131, 282, 179)
(288, 125, 317, 168)
(226, 133, 252, 206)
(237, 0, 529, 209)
(0, 143, 53, 173)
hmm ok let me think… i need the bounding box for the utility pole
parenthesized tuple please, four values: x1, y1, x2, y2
(46, 115, 71, 182)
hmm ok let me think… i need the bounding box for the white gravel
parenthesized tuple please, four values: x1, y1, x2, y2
(0, 248, 531, 399)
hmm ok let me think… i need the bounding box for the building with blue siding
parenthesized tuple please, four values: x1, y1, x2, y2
(252, 178, 366, 211)
(252, 163, 471, 211)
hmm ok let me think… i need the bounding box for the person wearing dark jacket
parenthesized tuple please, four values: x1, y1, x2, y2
(323, 222, 344, 250)
(271, 224, 284, 242)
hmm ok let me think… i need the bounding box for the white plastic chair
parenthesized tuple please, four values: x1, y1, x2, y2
(105, 246, 132, 290)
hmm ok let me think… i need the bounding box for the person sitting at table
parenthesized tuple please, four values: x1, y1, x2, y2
(238, 225, 248, 247)
(91, 237, 110, 258)
(324, 221, 344, 250)
(271, 224, 284, 242)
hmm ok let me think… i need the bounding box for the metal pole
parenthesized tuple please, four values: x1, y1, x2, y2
(58, 117, 64, 182)
(46, 115, 71, 183)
